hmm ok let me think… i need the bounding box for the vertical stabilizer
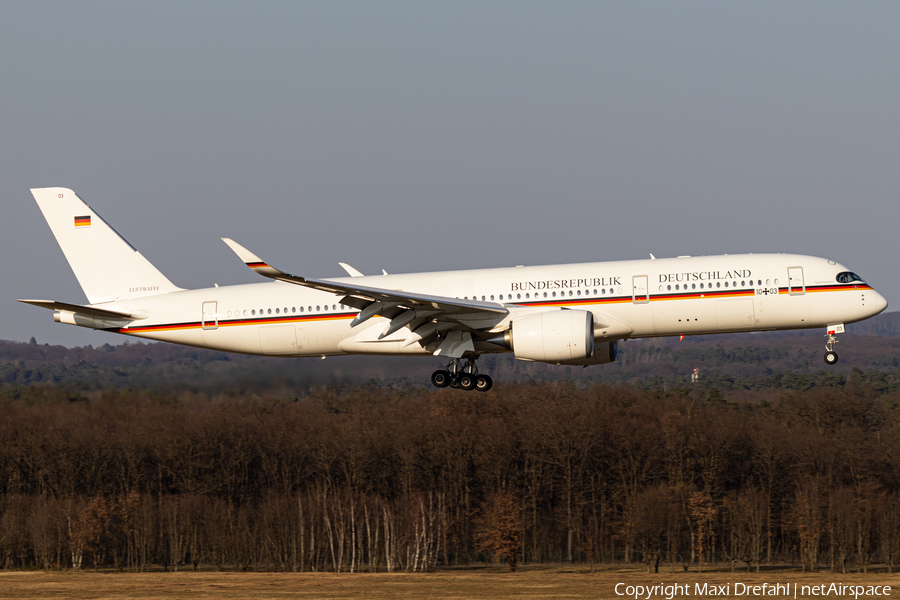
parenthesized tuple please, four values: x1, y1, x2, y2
(31, 187, 184, 304)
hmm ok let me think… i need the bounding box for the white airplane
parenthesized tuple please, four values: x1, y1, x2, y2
(20, 188, 888, 391)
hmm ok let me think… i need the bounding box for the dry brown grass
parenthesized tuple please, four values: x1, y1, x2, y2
(0, 567, 896, 599)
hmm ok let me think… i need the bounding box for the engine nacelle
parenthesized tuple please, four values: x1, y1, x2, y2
(501, 309, 594, 363)
(558, 340, 618, 366)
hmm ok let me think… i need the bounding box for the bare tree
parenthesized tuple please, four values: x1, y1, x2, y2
(631, 484, 674, 573)
(474, 491, 522, 572)
(688, 490, 717, 572)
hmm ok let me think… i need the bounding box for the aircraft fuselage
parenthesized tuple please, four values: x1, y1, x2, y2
(81, 253, 883, 357)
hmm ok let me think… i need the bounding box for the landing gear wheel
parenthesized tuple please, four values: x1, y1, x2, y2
(823, 328, 841, 366)
(431, 370, 451, 388)
(475, 374, 493, 392)
(458, 375, 476, 391)
(436, 357, 494, 390)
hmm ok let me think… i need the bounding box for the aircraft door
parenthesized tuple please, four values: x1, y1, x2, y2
(632, 275, 649, 304)
(788, 267, 805, 295)
(201, 301, 218, 330)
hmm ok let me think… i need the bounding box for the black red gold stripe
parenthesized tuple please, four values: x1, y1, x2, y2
(805, 283, 872, 293)
(514, 282, 868, 308)
(109, 283, 871, 334)
(246, 261, 270, 269)
(74, 215, 91, 227)
(114, 312, 355, 334)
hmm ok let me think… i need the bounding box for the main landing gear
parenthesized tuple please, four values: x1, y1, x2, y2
(824, 325, 843, 365)
(431, 358, 493, 392)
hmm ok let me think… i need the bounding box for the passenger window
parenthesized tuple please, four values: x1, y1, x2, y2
(316, 305, 320, 311)
(544, 292, 548, 298)
(692, 284, 696, 290)
(490, 295, 494, 301)
(252, 309, 256, 315)
(276, 308, 280, 314)
(675, 285, 680, 290)
(699, 283, 704, 289)
(300, 307, 304, 313)
(724, 282, 729, 288)
(716, 282, 721, 288)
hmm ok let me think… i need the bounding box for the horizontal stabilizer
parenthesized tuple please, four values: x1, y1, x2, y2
(17, 299, 144, 320)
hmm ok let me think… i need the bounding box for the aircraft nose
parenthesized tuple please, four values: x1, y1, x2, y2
(867, 288, 888, 318)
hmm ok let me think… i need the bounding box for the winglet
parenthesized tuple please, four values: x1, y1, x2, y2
(221, 238, 286, 279)
(222, 237, 266, 266)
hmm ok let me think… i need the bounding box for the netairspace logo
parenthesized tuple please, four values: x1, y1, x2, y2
(614, 582, 892, 599)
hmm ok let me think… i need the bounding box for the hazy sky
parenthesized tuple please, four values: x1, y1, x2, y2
(3, 2, 898, 347)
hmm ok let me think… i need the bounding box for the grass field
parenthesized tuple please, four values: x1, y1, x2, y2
(0, 567, 896, 600)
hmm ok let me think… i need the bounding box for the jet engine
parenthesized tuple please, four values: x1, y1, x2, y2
(558, 340, 618, 366)
(492, 309, 594, 363)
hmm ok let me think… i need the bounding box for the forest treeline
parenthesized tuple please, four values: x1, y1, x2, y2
(2, 381, 900, 573)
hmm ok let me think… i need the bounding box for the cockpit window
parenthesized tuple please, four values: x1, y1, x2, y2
(836, 271, 864, 284)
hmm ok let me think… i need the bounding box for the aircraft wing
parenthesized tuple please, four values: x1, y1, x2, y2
(222, 238, 506, 315)
(222, 238, 508, 355)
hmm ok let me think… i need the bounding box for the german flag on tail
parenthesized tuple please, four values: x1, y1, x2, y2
(74, 215, 91, 228)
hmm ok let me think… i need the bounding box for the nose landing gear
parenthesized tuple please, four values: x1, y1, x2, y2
(824, 324, 844, 365)
(431, 358, 493, 391)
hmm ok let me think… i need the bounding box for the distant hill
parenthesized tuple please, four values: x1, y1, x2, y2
(3, 311, 899, 394)
(847, 309, 900, 336)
